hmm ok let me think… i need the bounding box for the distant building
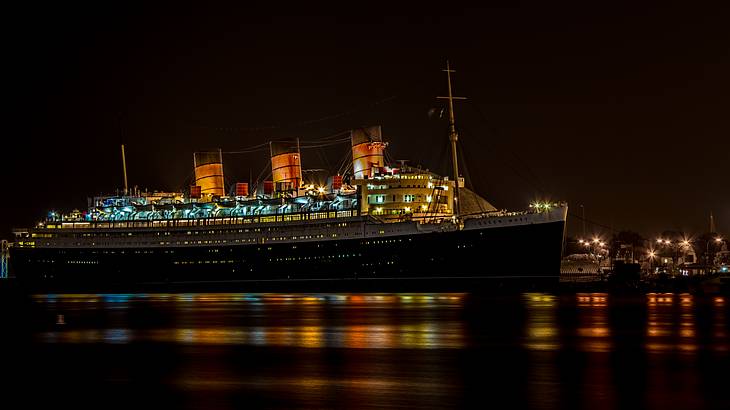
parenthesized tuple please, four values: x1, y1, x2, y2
(561, 253, 603, 282)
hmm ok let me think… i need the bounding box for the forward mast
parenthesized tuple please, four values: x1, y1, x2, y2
(437, 61, 467, 218)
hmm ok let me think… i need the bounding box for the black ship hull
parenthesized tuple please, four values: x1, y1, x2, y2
(11, 220, 565, 293)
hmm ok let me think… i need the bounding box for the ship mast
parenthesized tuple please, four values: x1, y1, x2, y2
(437, 60, 467, 217)
(121, 144, 129, 196)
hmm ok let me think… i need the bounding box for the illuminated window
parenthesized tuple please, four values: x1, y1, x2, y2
(403, 194, 415, 203)
(368, 195, 385, 204)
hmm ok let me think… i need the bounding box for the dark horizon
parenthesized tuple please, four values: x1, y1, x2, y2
(3, 3, 728, 240)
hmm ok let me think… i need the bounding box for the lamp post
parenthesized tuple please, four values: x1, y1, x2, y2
(656, 238, 679, 275)
(707, 237, 723, 273)
(679, 239, 693, 276)
(578, 239, 590, 256)
(647, 250, 656, 275)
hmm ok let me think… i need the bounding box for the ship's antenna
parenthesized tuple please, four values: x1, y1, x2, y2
(121, 144, 129, 195)
(437, 60, 467, 217)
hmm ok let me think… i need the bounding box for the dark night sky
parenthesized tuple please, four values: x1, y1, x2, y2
(3, 2, 729, 240)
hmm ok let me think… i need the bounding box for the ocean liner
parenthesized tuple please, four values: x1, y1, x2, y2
(9, 63, 567, 291)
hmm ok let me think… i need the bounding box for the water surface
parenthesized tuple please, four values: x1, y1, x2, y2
(4, 292, 729, 409)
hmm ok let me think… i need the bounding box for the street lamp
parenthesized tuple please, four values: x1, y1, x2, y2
(580, 239, 591, 257)
(707, 237, 724, 272)
(648, 250, 656, 273)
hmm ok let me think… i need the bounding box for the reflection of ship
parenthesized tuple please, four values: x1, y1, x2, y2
(10, 63, 567, 291)
(30, 293, 468, 348)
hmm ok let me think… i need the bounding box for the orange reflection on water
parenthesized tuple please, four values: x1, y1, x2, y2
(345, 324, 370, 349)
(575, 293, 612, 352)
(713, 296, 728, 352)
(678, 294, 697, 352)
(576, 327, 610, 338)
(647, 292, 676, 305)
(646, 293, 698, 353)
(576, 293, 607, 307)
(647, 324, 670, 337)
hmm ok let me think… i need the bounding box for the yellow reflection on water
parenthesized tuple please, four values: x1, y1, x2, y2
(300, 325, 323, 348)
(523, 293, 559, 351)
